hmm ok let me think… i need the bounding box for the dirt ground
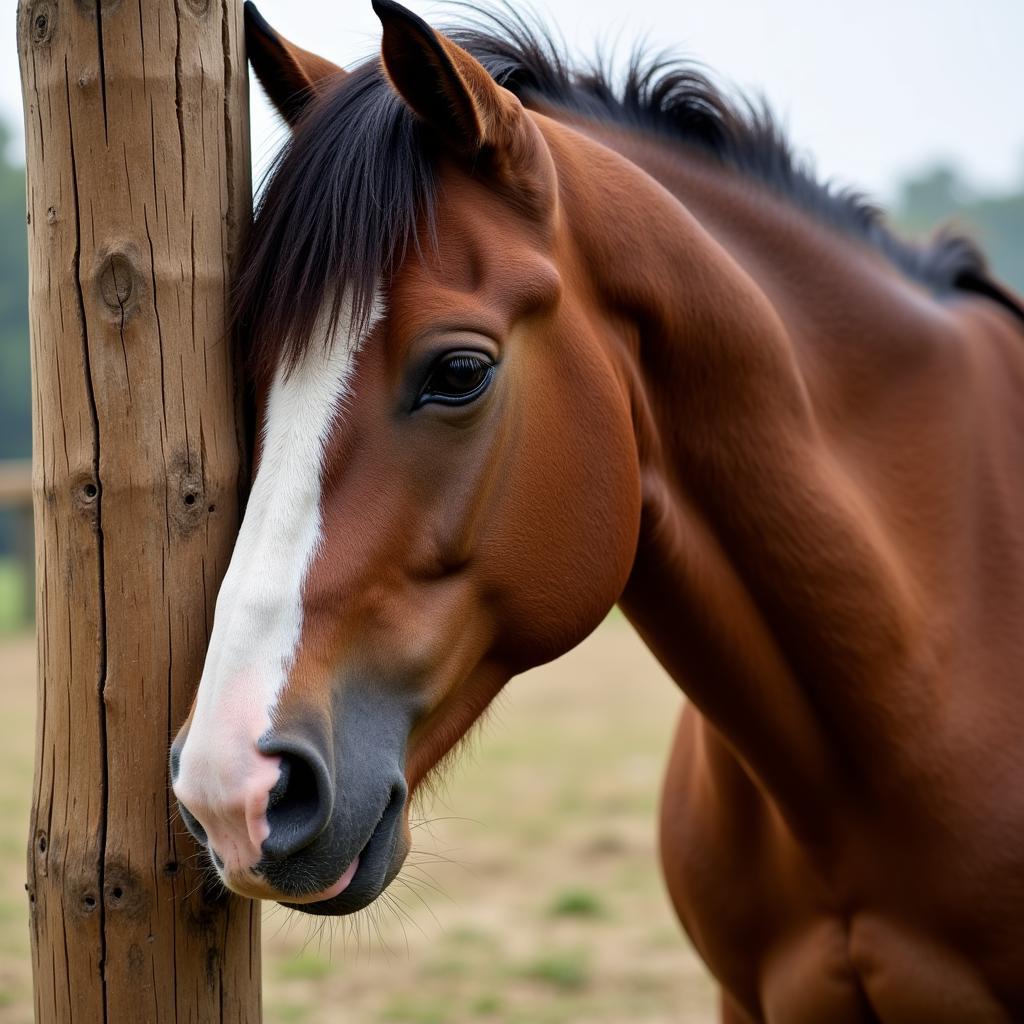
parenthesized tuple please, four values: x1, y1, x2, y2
(0, 618, 717, 1023)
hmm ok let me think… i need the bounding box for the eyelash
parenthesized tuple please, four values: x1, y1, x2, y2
(414, 351, 495, 409)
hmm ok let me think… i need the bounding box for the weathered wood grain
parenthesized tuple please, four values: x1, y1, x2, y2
(17, 1, 259, 1019)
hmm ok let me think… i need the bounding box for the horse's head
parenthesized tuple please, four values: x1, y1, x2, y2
(171, 0, 641, 915)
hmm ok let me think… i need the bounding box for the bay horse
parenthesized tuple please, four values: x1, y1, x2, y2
(170, 2, 1024, 1019)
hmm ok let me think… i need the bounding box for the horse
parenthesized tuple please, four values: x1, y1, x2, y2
(170, 2, 1024, 1019)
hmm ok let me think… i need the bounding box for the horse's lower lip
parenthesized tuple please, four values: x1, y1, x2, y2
(283, 855, 360, 904)
(277, 784, 405, 913)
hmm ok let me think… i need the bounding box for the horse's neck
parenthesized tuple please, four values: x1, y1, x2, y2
(550, 116, 992, 830)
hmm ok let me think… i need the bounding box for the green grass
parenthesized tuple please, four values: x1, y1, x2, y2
(379, 997, 454, 1024)
(547, 887, 607, 920)
(275, 951, 334, 982)
(444, 925, 495, 947)
(0, 560, 28, 635)
(470, 992, 503, 1016)
(265, 1002, 310, 1023)
(421, 955, 470, 979)
(517, 949, 592, 992)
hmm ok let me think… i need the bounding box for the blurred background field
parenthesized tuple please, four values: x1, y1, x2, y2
(1, 1, 1024, 1020)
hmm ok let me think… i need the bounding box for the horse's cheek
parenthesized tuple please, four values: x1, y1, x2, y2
(484, 340, 641, 669)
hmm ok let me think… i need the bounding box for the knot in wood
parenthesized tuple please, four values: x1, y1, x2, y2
(170, 452, 206, 537)
(28, 2, 55, 46)
(186, 0, 210, 15)
(70, 879, 101, 919)
(99, 253, 137, 315)
(104, 861, 149, 920)
(72, 473, 100, 523)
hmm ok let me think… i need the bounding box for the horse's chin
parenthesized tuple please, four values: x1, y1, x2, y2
(278, 810, 409, 917)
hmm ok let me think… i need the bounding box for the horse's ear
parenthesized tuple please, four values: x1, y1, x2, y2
(244, 2, 347, 127)
(372, 0, 522, 155)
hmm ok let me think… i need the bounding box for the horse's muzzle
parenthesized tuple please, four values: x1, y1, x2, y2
(171, 680, 414, 915)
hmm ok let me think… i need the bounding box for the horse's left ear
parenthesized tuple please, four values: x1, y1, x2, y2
(245, 2, 347, 127)
(372, 0, 523, 156)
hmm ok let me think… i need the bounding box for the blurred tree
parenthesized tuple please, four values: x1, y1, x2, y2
(0, 119, 30, 463)
(0, 121, 30, 569)
(891, 160, 1024, 294)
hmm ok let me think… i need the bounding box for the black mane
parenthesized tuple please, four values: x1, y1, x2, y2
(235, 5, 1011, 376)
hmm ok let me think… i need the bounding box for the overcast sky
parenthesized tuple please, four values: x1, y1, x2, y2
(2, 0, 1022, 204)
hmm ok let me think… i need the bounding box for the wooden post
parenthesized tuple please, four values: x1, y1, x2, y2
(18, 2, 259, 1021)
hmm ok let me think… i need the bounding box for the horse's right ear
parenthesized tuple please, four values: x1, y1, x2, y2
(372, 0, 523, 156)
(244, 2, 347, 127)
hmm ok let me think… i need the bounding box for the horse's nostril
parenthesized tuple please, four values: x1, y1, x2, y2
(268, 753, 318, 820)
(262, 746, 332, 861)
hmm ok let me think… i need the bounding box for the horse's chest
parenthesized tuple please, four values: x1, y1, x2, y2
(660, 708, 1022, 1022)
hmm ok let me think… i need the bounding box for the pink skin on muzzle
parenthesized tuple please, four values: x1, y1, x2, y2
(174, 671, 361, 901)
(173, 671, 282, 875)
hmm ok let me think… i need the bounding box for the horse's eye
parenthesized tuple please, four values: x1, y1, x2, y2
(416, 351, 494, 408)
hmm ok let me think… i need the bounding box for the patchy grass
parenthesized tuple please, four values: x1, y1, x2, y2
(265, 1003, 311, 1024)
(0, 562, 27, 636)
(470, 992, 502, 1016)
(379, 997, 455, 1024)
(547, 888, 607, 920)
(518, 949, 592, 992)
(275, 951, 334, 982)
(0, 620, 717, 1024)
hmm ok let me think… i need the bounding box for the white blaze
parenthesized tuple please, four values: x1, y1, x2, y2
(175, 311, 371, 866)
